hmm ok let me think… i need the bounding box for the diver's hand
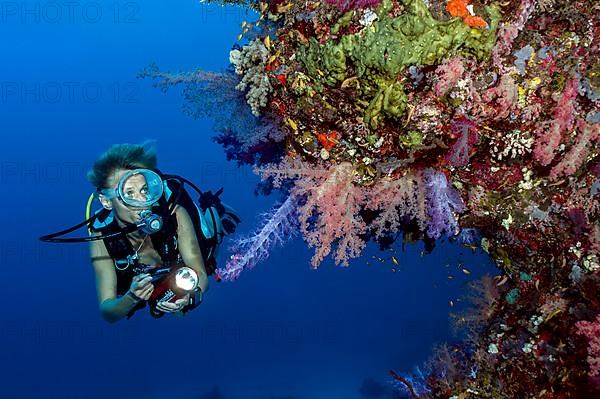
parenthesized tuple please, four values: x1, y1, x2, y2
(156, 294, 190, 313)
(127, 273, 154, 301)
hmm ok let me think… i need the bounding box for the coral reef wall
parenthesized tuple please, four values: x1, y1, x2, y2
(141, 0, 599, 397)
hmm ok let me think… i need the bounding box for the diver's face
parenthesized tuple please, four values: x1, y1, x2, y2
(102, 168, 150, 225)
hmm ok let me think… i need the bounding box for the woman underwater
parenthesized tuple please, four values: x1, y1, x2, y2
(87, 143, 210, 322)
(40, 142, 240, 322)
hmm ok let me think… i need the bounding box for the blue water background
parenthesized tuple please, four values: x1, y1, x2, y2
(0, 2, 498, 398)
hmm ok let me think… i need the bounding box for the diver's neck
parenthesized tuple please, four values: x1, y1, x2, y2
(127, 230, 146, 241)
(113, 214, 144, 240)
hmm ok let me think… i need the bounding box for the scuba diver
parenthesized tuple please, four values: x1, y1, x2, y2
(40, 142, 240, 322)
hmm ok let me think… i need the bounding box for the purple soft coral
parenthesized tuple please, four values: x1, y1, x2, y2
(423, 169, 466, 239)
(217, 194, 298, 281)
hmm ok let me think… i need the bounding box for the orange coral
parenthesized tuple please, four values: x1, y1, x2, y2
(275, 74, 287, 85)
(446, 0, 488, 28)
(315, 131, 338, 151)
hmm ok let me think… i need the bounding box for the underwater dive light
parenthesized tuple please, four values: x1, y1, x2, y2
(147, 266, 199, 316)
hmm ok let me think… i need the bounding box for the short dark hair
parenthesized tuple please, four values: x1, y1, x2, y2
(87, 141, 157, 190)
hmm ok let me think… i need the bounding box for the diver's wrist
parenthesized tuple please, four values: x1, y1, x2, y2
(126, 290, 143, 303)
(194, 287, 203, 304)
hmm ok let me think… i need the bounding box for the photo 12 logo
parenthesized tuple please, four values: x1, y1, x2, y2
(198, 321, 339, 345)
(0, 321, 139, 344)
(1, 2, 139, 24)
(1, 81, 139, 103)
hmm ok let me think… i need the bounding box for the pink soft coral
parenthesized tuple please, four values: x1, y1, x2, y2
(366, 172, 428, 238)
(294, 162, 367, 267)
(257, 159, 368, 267)
(576, 314, 600, 379)
(433, 57, 465, 97)
(490, 0, 537, 72)
(533, 76, 580, 167)
(549, 118, 600, 179)
(482, 74, 518, 120)
(325, 0, 381, 13)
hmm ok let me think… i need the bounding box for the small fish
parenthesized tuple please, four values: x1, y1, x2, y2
(277, 3, 292, 13)
(462, 268, 471, 275)
(241, 21, 247, 28)
(449, 300, 454, 307)
(544, 309, 562, 323)
(448, 275, 455, 280)
(264, 35, 271, 50)
(287, 118, 297, 130)
(496, 275, 508, 286)
(391, 256, 399, 266)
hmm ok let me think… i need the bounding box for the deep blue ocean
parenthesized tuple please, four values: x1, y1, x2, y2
(0, 2, 498, 398)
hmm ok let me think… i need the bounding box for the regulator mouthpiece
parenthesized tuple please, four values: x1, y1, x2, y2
(137, 210, 163, 235)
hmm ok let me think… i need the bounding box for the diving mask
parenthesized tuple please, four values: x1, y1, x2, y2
(101, 168, 164, 208)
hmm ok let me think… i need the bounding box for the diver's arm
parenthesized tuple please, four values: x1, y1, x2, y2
(174, 205, 209, 294)
(90, 238, 148, 323)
